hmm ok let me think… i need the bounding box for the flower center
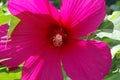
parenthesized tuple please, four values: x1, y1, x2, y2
(53, 34, 63, 47)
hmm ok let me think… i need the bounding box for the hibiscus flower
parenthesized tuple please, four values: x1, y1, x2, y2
(0, 0, 112, 80)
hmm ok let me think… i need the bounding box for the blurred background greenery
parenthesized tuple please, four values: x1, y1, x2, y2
(0, 0, 120, 80)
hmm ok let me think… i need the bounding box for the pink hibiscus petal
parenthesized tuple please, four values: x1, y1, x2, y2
(1, 2, 59, 67)
(8, 0, 59, 21)
(0, 25, 10, 59)
(60, 0, 106, 38)
(8, 0, 48, 15)
(61, 40, 112, 80)
(10, 13, 58, 49)
(0, 25, 39, 67)
(0, 27, 41, 67)
(49, 2, 59, 21)
(1, 46, 38, 67)
(0, 42, 40, 67)
(22, 48, 63, 80)
(0, 46, 14, 60)
(0, 24, 8, 37)
(0, 39, 38, 67)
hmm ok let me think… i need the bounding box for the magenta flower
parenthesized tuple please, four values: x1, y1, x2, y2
(0, 0, 112, 80)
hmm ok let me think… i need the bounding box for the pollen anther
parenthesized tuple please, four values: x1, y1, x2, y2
(53, 34, 63, 47)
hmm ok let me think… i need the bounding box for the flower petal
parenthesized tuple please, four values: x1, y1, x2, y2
(61, 40, 112, 80)
(60, 0, 106, 38)
(0, 25, 10, 59)
(1, 5, 59, 67)
(8, 0, 59, 20)
(0, 24, 8, 37)
(10, 13, 57, 49)
(1, 46, 38, 67)
(0, 25, 40, 67)
(8, 0, 48, 15)
(22, 48, 63, 80)
(0, 37, 39, 67)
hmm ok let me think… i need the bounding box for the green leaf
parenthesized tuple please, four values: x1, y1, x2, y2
(104, 73, 120, 80)
(97, 11, 120, 41)
(1, 0, 7, 5)
(108, 11, 120, 30)
(107, 50, 120, 75)
(99, 37, 120, 47)
(114, 50, 120, 59)
(98, 19, 114, 31)
(112, 45, 120, 57)
(0, 72, 21, 80)
(97, 30, 120, 41)
(110, 1, 120, 11)
(0, 10, 11, 25)
(112, 54, 120, 70)
(51, 0, 61, 9)
(0, 15, 11, 25)
(8, 15, 20, 37)
(0, 67, 21, 80)
(0, 65, 23, 80)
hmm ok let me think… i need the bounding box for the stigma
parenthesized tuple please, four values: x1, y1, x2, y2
(53, 34, 63, 47)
